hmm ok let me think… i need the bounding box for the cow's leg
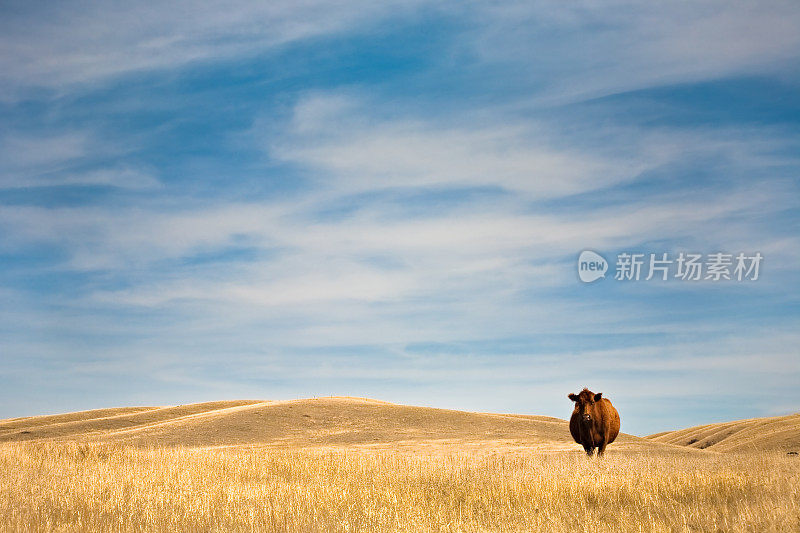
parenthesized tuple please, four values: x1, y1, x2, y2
(597, 440, 607, 457)
(583, 445, 594, 457)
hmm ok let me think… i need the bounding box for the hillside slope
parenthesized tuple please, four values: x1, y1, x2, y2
(647, 412, 800, 452)
(0, 397, 687, 454)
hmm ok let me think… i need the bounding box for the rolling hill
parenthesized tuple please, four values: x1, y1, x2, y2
(0, 396, 689, 454)
(647, 412, 800, 452)
(7, 397, 794, 453)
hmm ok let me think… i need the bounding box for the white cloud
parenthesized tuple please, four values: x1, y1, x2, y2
(467, 0, 800, 103)
(4, 1, 798, 103)
(1, 104, 795, 322)
(1, 166, 162, 191)
(0, 178, 783, 325)
(1, 93, 795, 345)
(270, 94, 650, 197)
(0, 129, 162, 190)
(0, 0, 429, 98)
(0, 132, 89, 174)
(270, 94, 800, 207)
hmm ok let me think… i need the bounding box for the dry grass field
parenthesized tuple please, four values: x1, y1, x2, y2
(1, 397, 798, 532)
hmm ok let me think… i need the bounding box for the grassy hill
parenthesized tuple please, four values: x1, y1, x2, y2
(6, 396, 797, 453)
(0, 396, 688, 454)
(647, 412, 800, 453)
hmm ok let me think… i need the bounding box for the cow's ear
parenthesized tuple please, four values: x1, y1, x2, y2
(568, 393, 579, 402)
(594, 392, 603, 401)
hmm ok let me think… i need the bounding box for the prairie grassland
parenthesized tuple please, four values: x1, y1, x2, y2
(0, 442, 798, 532)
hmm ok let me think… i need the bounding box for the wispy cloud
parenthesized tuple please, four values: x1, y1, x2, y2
(0, 129, 161, 190)
(270, 94, 646, 198)
(4, 1, 799, 103)
(0, 0, 429, 98)
(2, 93, 796, 317)
(0, 131, 89, 175)
(465, 0, 800, 103)
(0, 0, 798, 429)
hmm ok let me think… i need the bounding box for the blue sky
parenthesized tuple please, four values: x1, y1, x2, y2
(1, 1, 799, 435)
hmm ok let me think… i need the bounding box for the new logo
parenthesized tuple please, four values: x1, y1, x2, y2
(578, 250, 608, 283)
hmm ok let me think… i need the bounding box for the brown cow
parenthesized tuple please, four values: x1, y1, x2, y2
(568, 388, 620, 457)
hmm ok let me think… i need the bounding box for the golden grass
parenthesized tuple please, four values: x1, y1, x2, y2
(648, 413, 800, 453)
(1, 442, 798, 532)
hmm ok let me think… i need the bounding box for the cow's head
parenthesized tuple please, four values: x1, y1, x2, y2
(568, 388, 603, 423)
